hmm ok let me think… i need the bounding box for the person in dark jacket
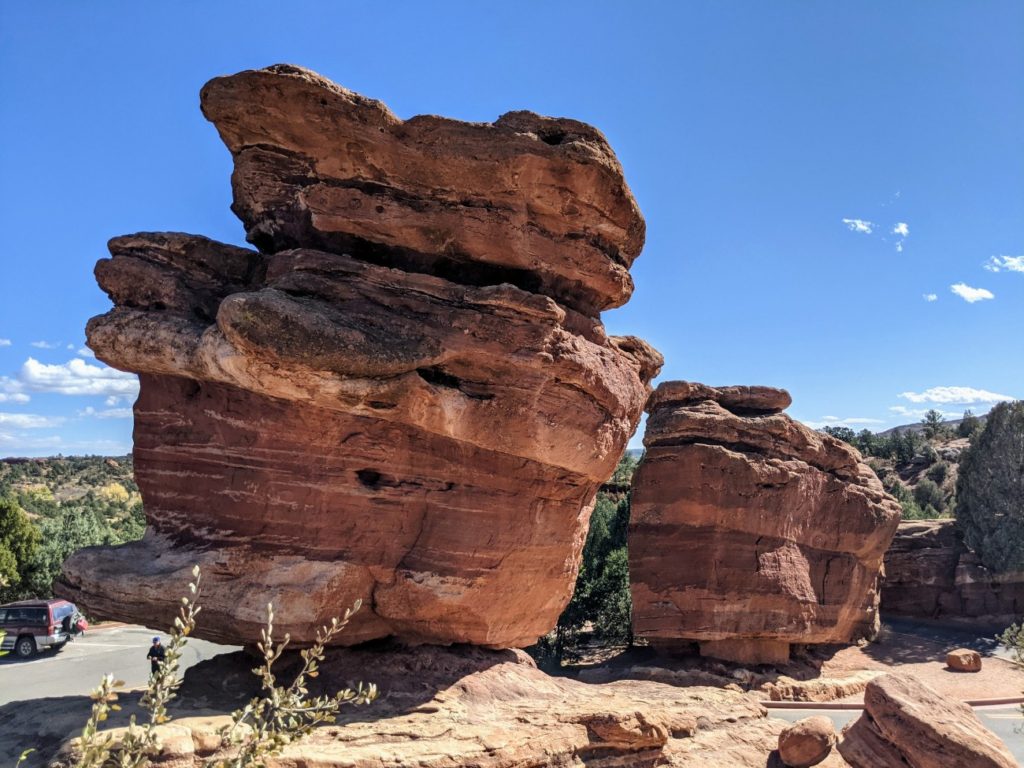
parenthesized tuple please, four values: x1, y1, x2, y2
(146, 636, 166, 676)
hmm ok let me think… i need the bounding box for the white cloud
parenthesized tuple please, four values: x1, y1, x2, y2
(18, 358, 139, 397)
(77, 347, 95, 359)
(0, 339, 10, 347)
(893, 222, 909, 237)
(984, 255, 1024, 273)
(898, 386, 1014, 405)
(950, 283, 994, 303)
(842, 218, 874, 234)
(0, 376, 29, 403)
(923, 293, 938, 302)
(0, 412, 65, 429)
(79, 405, 133, 420)
(105, 395, 129, 406)
(30, 340, 60, 349)
(895, 242, 904, 253)
(0, 393, 30, 404)
(888, 405, 958, 420)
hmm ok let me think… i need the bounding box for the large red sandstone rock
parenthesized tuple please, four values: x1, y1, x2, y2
(882, 519, 1024, 622)
(838, 673, 1016, 767)
(629, 381, 902, 664)
(57, 66, 661, 648)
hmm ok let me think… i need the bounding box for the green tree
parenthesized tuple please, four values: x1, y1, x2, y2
(957, 409, 981, 439)
(956, 401, 1024, 572)
(913, 478, 946, 514)
(0, 497, 40, 600)
(921, 409, 947, 440)
(821, 426, 857, 444)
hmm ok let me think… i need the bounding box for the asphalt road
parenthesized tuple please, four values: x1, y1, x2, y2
(0, 624, 237, 706)
(772, 705, 1024, 764)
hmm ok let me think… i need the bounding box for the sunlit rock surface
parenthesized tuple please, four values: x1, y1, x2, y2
(629, 381, 901, 664)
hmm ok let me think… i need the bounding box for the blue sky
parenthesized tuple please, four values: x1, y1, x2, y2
(0, 1, 1021, 456)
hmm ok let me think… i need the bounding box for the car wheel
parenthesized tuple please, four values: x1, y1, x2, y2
(14, 636, 36, 658)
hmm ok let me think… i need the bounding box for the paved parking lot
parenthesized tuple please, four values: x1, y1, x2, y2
(0, 624, 236, 706)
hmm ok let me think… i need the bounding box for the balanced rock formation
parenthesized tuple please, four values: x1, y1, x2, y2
(58, 65, 661, 648)
(838, 673, 1016, 767)
(629, 381, 902, 664)
(882, 519, 1024, 623)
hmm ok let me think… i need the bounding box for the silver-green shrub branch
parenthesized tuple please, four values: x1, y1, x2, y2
(67, 566, 375, 768)
(210, 601, 378, 768)
(74, 565, 201, 768)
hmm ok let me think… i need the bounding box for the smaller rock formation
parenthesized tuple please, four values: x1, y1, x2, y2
(838, 673, 1016, 767)
(882, 519, 1024, 623)
(778, 716, 836, 767)
(946, 648, 982, 672)
(630, 381, 902, 664)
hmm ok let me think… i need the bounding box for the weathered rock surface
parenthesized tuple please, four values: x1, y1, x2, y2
(882, 519, 1024, 623)
(630, 381, 902, 664)
(20, 646, 801, 768)
(838, 673, 1016, 767)
(200, 64, 644, 316)
(946, 648, 983, 672)
(58, 66, 661, 648)
(778, 716, 836, 767)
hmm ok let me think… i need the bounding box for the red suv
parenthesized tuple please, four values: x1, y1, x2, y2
(0, 598, 88, 658)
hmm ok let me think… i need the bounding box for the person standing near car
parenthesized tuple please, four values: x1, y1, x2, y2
(146, 636, 166, 676)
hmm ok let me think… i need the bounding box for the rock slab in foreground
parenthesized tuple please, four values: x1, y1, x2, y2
(838, 673, 1016, 768)
(34, 645, 795, 768)
(58, 65, 661, 648)
(629, 381, 902, 664)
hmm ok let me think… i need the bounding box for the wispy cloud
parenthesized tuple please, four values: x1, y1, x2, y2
(0, 339, 10, 347)
(898, 386, 1014, 405)
(893, 222, 909, 237)
(923, 293, 938, 302)
(77, 347, 95, 359)
(0, 412, 65, 429)
(950, 283, 994, 303)
(18, 357, 139, 397)
(30, 340, 61, 350)
(842, 218, 874, 234)
(984, 255, 1024, 274)
(79, 405, 133, 420)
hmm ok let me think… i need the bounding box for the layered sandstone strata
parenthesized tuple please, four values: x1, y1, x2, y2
(838, 674, 1016, 767)
(882, 519, 1024, 623)
(18, 647, 798, 768)
(629, 381, 901, 665)
(58, 65, 661, 648)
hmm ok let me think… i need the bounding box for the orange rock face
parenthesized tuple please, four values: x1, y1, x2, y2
(57, 66, 661, 648)
(629, 381, 901, 664)
(838, 673, 1016, 767)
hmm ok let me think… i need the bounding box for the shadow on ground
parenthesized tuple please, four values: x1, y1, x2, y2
(0, 640, 514, 767)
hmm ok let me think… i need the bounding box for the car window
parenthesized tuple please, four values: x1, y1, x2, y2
(0, 608, 7, 623)
(53, 603, 74, 620)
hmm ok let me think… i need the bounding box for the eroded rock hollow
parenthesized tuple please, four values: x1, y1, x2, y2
(629, 381, 901, 664)
(58, 65, 662, 647)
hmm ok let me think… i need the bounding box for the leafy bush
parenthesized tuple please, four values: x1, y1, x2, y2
(913, 478, 946, 513)
(69, 567, 376, 768)
(956, 401, 1024, 572)
(926, 461, 949, 485)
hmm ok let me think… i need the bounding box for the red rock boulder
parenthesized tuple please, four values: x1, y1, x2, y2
(629, 381, 901, 664)
(57, 66, 661, 649)
(838, 673, 1016, 767)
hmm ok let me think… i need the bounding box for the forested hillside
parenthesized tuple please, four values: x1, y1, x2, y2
(0, 456, 144, 602)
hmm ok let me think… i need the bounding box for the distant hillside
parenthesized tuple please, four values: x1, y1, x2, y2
(0, 455, 144, 602)
(878, 414, 987, 438)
